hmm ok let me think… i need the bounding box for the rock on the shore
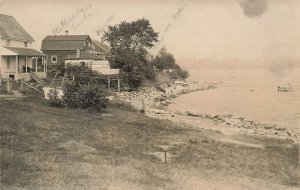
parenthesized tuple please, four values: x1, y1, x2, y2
(182, 110, 298, 142)
(116, 82, 298, 142)
(148, 108, 168, 114)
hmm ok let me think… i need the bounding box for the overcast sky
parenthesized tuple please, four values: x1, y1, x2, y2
(1, 0, 299, 60)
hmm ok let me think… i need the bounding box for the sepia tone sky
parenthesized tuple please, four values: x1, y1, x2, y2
(0, 0, 299, 60)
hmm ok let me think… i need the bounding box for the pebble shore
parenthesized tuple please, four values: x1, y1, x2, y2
(116, 81, 299, 143)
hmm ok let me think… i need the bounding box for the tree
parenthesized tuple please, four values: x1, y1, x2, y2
(151, 47, 189, 80)
(104, 18, 159, 87)
(152, 47, 176, 71)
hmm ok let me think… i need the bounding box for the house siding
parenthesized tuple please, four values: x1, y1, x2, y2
(1, 56, 17, 79)
(0, 39, 32, 48)
(42, 50, 77, 65)
(0, 14, 45, 80)
(41, 35, 97, 65)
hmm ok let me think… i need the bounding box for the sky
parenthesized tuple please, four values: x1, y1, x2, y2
(0, 0, 299, 61)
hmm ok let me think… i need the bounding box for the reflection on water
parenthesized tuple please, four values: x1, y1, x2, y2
(171, 68, 300, 135)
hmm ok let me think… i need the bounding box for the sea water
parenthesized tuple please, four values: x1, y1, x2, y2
(170, 68, 300, 135)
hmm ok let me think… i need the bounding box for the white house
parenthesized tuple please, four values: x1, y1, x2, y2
(0, 14, 46, 80)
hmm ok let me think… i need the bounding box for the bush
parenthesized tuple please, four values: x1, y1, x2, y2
(63, 81, 108, 110)
(169, 71, 179, 80)
(152, 48, 176, 71)
(177, 69, 189, 79)
(48, 88, 63, 107)
(62, 65, 109, 110)
(151, 47, 189, 80)
(47, 62, 66, 78)
(47, 65, 109, 110)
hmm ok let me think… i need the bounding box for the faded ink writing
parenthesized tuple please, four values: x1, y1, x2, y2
(53, 5, 92, 35)
(96, 15, 114, 37)
(156, 4, 188, 48)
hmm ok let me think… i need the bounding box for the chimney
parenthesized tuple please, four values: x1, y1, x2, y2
(65, 30, 69, 35)
(76, 49, 80, 58)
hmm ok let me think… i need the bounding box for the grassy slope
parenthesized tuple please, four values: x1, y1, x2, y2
(0, 97, 299, 189)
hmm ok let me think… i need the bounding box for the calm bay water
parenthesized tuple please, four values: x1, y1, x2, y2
(170, 68, 300, 135)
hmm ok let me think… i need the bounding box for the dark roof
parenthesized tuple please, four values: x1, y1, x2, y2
(3, 47, 44, 56)
(41, 40, 86, 51)
(0, 14, 35, 42)
(43, 35, 90, 41)
(41, 35, 91, 51)
(92, 39, 111, 54)
(65, 51, 102, 60)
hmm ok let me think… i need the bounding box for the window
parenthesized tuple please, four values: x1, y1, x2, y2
(24, 42, 28, 47)
(7, 57, 11, 69)
(51, 55, 57, 64)
(9, 75, 15, 80)
(6, 40, 10, 46)
(83, 41, 86, 50)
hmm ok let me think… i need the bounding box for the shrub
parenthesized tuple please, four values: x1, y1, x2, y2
(48, 88, 63, 107)
(151, 47, 189, 80)
(62, 65, 109, 110)
(47, 62, 66, 78)
(169, 71, 179, 80)
(177, 69, 189, 79)
(152, 47, 176, 71)
(63, 81, 108, 110)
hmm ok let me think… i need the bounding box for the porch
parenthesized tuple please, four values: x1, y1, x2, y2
(0, 47, 47, 80)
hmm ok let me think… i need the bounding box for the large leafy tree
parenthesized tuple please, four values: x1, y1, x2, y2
(104, 18, 159, 87)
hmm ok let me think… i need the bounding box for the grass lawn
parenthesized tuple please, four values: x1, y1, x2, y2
(0, 97, 299, 189)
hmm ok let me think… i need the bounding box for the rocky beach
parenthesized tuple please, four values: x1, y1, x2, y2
(116, 80, 299, 143)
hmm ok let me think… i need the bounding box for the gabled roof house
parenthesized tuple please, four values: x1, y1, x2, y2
(41, 35, 93, 65)
(0, 14, 46, 80)
(41, 34, 111, 65)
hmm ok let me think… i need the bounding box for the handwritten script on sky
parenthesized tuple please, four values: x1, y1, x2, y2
(95, 14, 114, 38)
(155, 4, 188, 50)
(52, 5, 92, 35)
(2, 0, 298, 60)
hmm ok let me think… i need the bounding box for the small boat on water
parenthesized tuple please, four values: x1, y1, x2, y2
(278, 83, 293, 92)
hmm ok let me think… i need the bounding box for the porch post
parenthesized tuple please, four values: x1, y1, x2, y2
(43, 57, 46, 73)
(117, 79, 120, 93)
(15, 56, 19, 80)
(25, 56, 28, 73)
(35, 58, 38, 74)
